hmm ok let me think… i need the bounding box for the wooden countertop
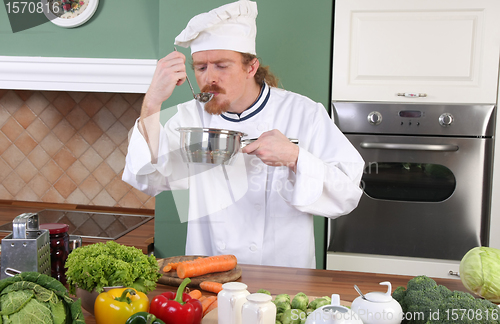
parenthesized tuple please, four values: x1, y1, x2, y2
(82, 263, 469, 324)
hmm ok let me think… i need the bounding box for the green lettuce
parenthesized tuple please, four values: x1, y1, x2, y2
(65, 241, 161, 295)
(460, 246, 500, 303)
(0, 272, 85, 324)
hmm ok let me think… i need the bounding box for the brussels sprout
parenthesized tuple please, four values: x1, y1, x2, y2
(276, 321, 283, 324)
(460, 246, 500, 303)
(291, 292, 309, 311)
(314, 298, 330, 309)
(306, 308, 314, 316)
(274, 293, 291, 304)
(276, 301, 291, 314)
(281, 308, 306, 324)
(256, 289, 271, 295)
(308, 296, 331, 310)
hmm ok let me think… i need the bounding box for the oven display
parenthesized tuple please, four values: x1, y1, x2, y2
(399, 110, 422, 118)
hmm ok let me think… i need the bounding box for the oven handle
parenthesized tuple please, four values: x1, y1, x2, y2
(360, 142, 459, 151)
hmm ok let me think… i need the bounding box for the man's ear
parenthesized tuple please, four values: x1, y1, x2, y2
(247, 58, 260, 78)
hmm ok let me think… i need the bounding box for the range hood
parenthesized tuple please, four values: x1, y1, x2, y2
(0, 56, 157, 93)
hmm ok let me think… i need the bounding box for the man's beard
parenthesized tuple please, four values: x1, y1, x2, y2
(201, 84, 230, 115)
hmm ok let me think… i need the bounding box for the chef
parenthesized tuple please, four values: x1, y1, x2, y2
(122, 0, 364, 268)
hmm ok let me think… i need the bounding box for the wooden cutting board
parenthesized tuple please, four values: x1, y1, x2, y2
(157, 255, 242, 287)
(201, 296, 352, 324)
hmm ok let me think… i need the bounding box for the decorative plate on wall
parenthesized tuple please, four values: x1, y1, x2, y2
(42, 0, 99, 28)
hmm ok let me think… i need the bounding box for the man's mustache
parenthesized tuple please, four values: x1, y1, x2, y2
(200, 84, 226, 94)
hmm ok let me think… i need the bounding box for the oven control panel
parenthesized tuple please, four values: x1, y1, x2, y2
(367, 110, 455, 128)
(332, 102, 495, 136)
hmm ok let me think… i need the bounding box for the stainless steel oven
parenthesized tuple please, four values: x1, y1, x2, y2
(328, 102, 496, 261)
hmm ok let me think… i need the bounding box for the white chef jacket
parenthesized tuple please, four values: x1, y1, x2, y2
(123, 83, 364, 268)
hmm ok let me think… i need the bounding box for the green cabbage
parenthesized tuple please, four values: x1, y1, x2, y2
(0, 272, 85, 324)
(459, 246, 500, 302)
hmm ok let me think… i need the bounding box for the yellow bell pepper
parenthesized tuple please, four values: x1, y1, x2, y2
(94, 287, 149, 324)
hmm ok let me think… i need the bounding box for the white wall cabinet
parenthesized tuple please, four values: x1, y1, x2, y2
(332, 0, 500, 104)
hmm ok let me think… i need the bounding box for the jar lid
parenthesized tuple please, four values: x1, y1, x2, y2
(222, 282, 248, 291)
(246, 293, 272, 303)
(40, 223, 69, 234)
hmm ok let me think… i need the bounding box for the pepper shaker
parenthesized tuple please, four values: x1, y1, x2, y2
(218, 282, 250, 324)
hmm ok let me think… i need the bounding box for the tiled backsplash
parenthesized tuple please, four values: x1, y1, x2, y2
(0, 89, 155, 210)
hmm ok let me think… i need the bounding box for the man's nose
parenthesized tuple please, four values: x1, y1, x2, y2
(204, 65, 218, 84)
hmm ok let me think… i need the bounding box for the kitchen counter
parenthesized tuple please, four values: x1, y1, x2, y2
(0, 204, 154, 254)
(0, 204, 473, 323)
(82, 263, 470, 324)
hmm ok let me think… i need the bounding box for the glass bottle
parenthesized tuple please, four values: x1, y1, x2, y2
(39, 223, 70, 285)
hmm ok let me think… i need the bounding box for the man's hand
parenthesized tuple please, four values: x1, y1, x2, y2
(141, 51, 187, 119)
(242, 129, 299, 171)
(139, 51, 187, 162)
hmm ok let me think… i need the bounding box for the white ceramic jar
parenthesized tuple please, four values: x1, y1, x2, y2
(242, 293, 276, 324)
(350, 282, 403, 324)
(218, 282, 250, 324)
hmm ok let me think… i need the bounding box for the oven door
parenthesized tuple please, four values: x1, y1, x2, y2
(328, 134, 493, 261)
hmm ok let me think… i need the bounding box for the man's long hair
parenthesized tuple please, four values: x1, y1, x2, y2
(241, 53, 279, 88)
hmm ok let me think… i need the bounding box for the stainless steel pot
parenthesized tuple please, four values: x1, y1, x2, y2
(177, 127, 248, 165)
(176, 127, 298, 165)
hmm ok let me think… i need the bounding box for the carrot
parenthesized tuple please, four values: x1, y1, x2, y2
(199, 295, 207, 302)
(167, 257, 203, 270)
(203, 299, 218, 317)
(188, 289, 202, 300)
(162, 265, 172, 272)
(199, 281, 224, 294)
(177, 254, 237, 279)
(201, 296, 217, 315)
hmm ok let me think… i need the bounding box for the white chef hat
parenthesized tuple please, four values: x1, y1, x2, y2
(174, 0, 258, 55)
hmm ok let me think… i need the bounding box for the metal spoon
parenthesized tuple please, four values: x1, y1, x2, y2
(354, 285, 368, 300)
(173, 47, 214, 103)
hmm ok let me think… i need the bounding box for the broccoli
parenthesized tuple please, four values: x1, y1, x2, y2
(393, 275, 500, 324)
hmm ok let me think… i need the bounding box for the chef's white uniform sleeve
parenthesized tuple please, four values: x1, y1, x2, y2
(122, 118, 188, 197)
(277, 105, 365, 218)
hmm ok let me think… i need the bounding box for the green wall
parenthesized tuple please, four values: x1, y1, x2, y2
(0, 0, 333, 269)
(0, 1, 159, 59)
(155, 0, 333, 269)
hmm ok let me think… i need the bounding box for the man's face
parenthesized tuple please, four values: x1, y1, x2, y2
(192, 50, 252, 115)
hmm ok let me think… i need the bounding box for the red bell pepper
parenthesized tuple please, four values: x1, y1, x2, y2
(149, 278, 203, 324)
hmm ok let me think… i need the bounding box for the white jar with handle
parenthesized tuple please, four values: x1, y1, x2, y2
(242, 293, 276, 324)
(218, 282, 250, 324)
(350, 282, 403, 324)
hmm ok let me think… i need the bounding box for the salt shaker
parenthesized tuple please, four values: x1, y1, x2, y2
(218, 282, 250, 324)
(242, 293, 276, 324)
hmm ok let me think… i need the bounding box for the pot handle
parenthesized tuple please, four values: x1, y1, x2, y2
(240, 138, 299, 148)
